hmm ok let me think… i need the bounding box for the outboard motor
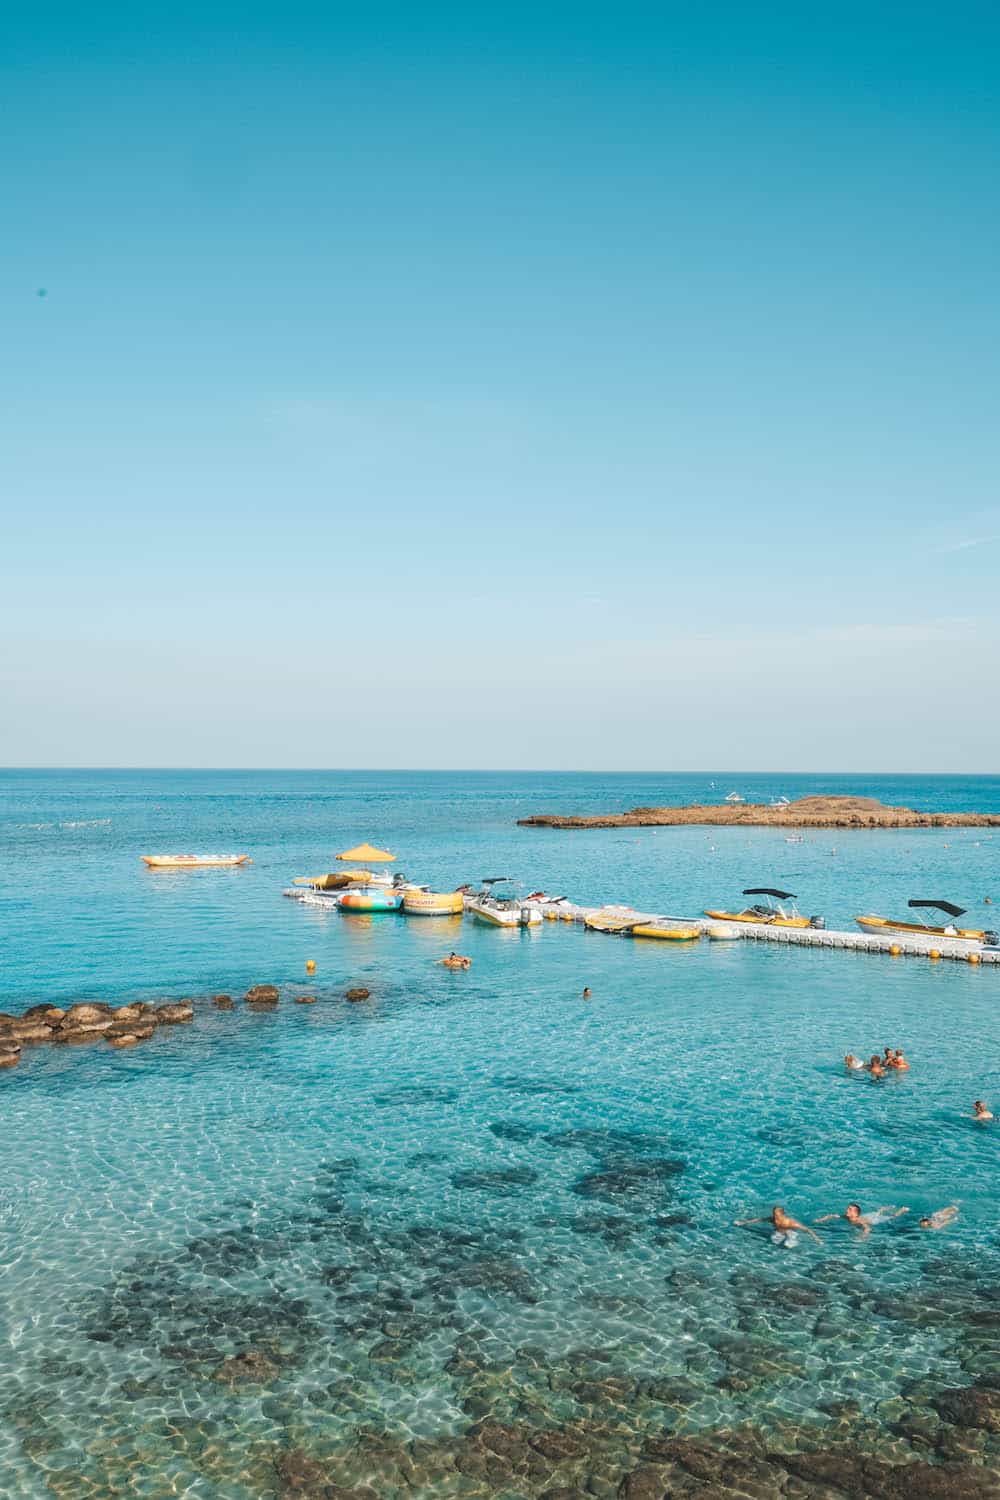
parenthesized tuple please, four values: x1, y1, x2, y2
(984, 930, 999, 948)
(809, 915, 826, 930)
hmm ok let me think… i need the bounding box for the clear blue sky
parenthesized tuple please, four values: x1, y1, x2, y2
(3, 2, 998, 769)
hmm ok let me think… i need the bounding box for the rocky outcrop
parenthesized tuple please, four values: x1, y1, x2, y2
(295, 994, 317, 1004)
(213, 993, 234, 1009)
(245, 985, 280, 1008)
(154, 1002, 194, 1024)
(345, 987, 370, 1002)
(519, 794, 1000, 830)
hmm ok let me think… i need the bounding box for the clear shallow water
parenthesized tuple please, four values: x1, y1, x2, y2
(2, 771, 1000, 1498)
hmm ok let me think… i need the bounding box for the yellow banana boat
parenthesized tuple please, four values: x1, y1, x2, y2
(142, 854, 250, 868)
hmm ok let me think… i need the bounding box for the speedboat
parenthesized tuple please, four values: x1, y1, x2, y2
(855, 900, 996, 944)
(704, 887, 825, 929)
(465, 878, 542, 927)
(141, 854, 250, 868)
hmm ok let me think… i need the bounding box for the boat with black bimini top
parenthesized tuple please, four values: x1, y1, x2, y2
(704, 887, 825, 930)
(855, 899, 997, 944)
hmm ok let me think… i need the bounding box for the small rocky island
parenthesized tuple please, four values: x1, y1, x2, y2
(518, 795, 1000, 830)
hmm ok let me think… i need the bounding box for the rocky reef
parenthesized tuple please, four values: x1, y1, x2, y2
(0, 982, 369, 1071)
(518, 795, 1000, 830)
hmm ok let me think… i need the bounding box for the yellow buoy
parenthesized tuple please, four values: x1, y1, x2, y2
(929, 949, 941, 961)
(561, 912, 574, 923)
(306, 959, 316, 973)
(545, 910, 558, 920)
(968, 952, 981, 965)
(890, 944, 901, 956)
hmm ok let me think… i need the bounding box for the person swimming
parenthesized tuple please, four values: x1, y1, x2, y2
(920, 1205, 959, 1230)
(582, 987, 592, 999)
(890, 1049, 910, 1071)
(816, 1203, 909, 1238)
(734, 1205, 821, 1245)
(440, 952, 471, 970)
(867, 1055, 886, 1080)
(973, 1100, 994, 1121)
(844, 1053, 865, 1071)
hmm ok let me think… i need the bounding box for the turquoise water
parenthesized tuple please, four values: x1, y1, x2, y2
(2, 771, 1000, 1497)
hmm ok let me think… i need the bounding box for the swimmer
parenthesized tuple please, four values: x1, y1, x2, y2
(582, 987, 592, 999)
(867, 1055, 886, 1080)
(816, 1203, 909, 1238)
(890, 1049, 910, 1071)
(973, 1100, 994, 1121)
(844, 1053, 865, 1071)
(734, 1205, 821, 1245)
(920, 1205, 959, 1230)
(883, 1047, 896, 1065)
(440, 952, 471, 970)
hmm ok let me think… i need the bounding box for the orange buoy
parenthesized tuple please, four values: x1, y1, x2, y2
(929, 949, 941, 961)
(306, 959, 316, 973)
(890, 944, 901, 956)
(968, 952, 981, 965)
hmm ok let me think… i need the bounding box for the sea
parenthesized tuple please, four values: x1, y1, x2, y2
(1, 770, 999, 1498)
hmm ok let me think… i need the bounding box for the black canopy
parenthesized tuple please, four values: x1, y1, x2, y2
(908, 899, 966, 919)
(743, 887, 796, 900)
(482, 876, 512, 885)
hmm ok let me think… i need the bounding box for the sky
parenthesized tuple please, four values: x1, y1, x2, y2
(2, 1, 998, 770)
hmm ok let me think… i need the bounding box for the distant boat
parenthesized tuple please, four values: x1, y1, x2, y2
(725, 791, 745, 803)
(784, 835, 804, 844)
(141, 853, 250, 868)
(771, 795, 791, 807)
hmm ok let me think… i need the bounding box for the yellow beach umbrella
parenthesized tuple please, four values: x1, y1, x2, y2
(336, 842, 395, 863)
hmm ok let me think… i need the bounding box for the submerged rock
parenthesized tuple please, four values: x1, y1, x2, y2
(107, 1033, 142, 1049)
(932, 1384, 1000, 1432)
(0, 1048, 19, 1068)
(213, 993, 235, 1009)
(295, 994, 317, 1005)
(345, 987, 370, 1002)
(213, 1347, 282, 1385)
(451, 1166, 539, 1192)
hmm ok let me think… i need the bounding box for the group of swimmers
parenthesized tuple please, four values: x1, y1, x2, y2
(735, 1202, 959, 1247)
(439, 952, 472, 970)
(844, 1046, 909, 1078)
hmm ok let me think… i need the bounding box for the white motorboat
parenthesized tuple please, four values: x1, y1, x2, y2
(465, 878, 543, 927)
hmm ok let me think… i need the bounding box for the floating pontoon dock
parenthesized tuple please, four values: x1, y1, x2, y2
(284, 888, 999, 964)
